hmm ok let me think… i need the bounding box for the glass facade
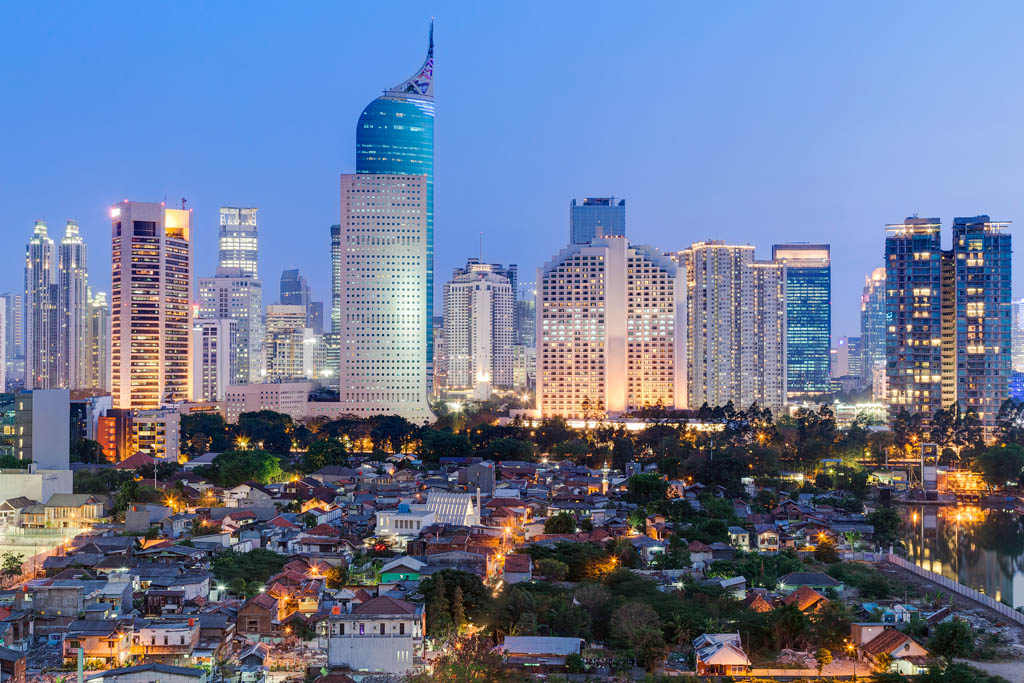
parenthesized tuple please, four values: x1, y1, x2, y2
(773, 244, 831, 398)
(356, 29, 435, 373)
(859, 267, 887, 387)
(570, 197, 626, 245)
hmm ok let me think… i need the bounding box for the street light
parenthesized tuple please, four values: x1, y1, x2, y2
(846, 640, 856, 680)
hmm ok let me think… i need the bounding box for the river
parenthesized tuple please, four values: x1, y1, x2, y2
(900, 504, 1024, 609)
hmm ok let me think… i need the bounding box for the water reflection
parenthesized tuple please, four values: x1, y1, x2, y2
(900, 505, 1024, 608)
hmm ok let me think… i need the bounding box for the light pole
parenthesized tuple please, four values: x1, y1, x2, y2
(846, 640, 856, 680)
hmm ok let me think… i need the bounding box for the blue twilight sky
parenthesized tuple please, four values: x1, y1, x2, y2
(1, 1, 1022, 337)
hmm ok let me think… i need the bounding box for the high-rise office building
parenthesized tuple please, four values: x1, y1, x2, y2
(885, 217, 943, 419)
(309, 301, 324, 335)
(950, 216, 1012, 427)
(356, 24, 435, 382)
(337, 173, 432, 422)
(280, 268, 311, 309)
(570, 197, 626, 245)
(264, 304, 314, 382)
(0, 293, 24, 388)
(110, 201, 193, 409)
(330, 224, 342, 333)
(24, 220, 58, 389)
(217, 207, 259, 278)
(860, 267, 887, 388)
(86, 290, 110, 393)
(0, 307, 6, 392)
(193, 318, 234, 401)
(1013, 298, 1024, 374)
(772, 244, 831, 399)
(198, 274, 263, 385)
(847, 336, 863, 380)
(537, 237, 684, 418)
(58, 219, 89, 389)
(443, 260, 514, 398)
(676, 242, 787, 412)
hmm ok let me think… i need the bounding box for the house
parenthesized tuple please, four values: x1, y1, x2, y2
(0, 498, 35, 526)
(503, 554, 532, 584)
(62, 619, 132, 667)
(0, 646, 26, 683)
(778, 571, 841, 593)
(85, 663, 207, 683)
(859, 626, 929, 675)
(754, 524, 779, 552)
(693, 633, 751, 677)
(130, 618, 201, 663)
(741, 590, 773, 613)
(497, 636, 583, 670)
(727, 526, 749, 551)
(716, 576, 747, 599)
(688, 541, 713, 570)
(379, 557, 425, 584)
(782, 585, 829, 613)
(237, 594, 281, 639)
(327, 597, 425, 675)
(23, 494, 109, 528)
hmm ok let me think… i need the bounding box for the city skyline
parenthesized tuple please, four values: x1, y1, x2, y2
(6, 3, 1024, 340)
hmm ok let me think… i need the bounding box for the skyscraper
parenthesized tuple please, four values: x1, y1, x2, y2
(110, 201, 192, 409)
(58, 219, 89, 389)
(676, 242, 787, 412)
(0, 293, 25, 388)
(330, 224, 342, 334)
(86, 290, 110, 393)
(772, 244, 831, 399)
(198, 274, 263, 385)
(950, 215, 1012, 427)
(192, 318, 234, 401)
(443, 260, 514, 398)
(356, 24, 435, 382)
(217, 207, 259, 278)
(537, 237, 684, 418)
(264, 305, 313, 382)
(1013, 298, 1024, 374)
(884, 217, 945, 419)
(570, 197, 626, 245)
(24, 220, 58, 389)
(280, 268, 310, 309)
(860, 267, 887, 388)
(338, 173, 432, 422)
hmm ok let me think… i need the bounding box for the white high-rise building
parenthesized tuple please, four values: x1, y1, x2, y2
(110, 201, 193, 409)
(1013, 298, 1024, 374)
(675, 242, 787, 413)
(198, 274, 263, 385)
(337, 173, 432, 422)
(0, 293, 24, 388)
(443, 261, 514, 398)
(537, 237, 684, 419)
(264, 304, 313, 382)
(218, 207, 259, 278)
(25, 221, 60, 390)
(193, 318, 234, 401)
(59, 220, 89, 389)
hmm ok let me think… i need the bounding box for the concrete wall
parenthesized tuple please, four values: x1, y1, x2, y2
(327, 635, 418, 674)
(0, 468, 72, 503)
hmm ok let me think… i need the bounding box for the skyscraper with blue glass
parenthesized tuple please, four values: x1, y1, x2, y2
(570, 198, 626, 245)
(772, 244, 831, 399)
(356, 23, 435, 379)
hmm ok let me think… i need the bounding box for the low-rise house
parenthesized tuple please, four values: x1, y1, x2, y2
(0, 646, 25, 683)
(84, 662, 207, 683)
(778, 571, 841, 593)
(497, 636, 583, 670)
(327, 596, 424, 674)
(687, 541, 713, 570)
(237, 594, 281, 639)
(727, 526, 749, 551)
(62, 619, 132, 668)
(130, 618, 201, 663)
(782, 585, 829, 613)
(693, 633, 751, 677)
(741, 590, 773, 613)
(859, 626, 929, 674)
(754, 524, 779, 552)
(379, 557, 425, 584)
(503, 554, 532, 584)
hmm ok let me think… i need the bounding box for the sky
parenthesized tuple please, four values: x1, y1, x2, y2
(2, 1, 1023, 337)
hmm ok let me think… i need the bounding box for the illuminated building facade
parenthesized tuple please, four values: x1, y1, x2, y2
(58, 220, 89, 389)
(24, 220, 58, 389)
(860, 267, 887, 388)
(264, 304, 313, 382)
(443, 261, 514, 398)
(570, 197, 626, 245)
(198, 274, 263, 385)
(356, 24, 435, 382)
(337, 173, 432, 422)
(537, 237, 684, 419)
(772, 244, 831, 399)
(217, 207, 258, 278)
(86, 290, 110, 393)
(1013, 298, 1024, 374)
(110, 201, 193, 409)
(192, 318, 234, 401)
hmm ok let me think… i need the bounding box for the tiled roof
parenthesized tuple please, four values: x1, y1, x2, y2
(352, 596, 418, 616)
(862, 628, 912, 656)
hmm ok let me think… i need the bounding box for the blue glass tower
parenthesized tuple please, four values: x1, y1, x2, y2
(570, 197, 626, 245)
(773, 244, 832, 398)
(356, 24, 436, 375)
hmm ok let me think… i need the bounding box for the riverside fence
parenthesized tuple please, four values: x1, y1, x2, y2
(886, 552, 1024, 625)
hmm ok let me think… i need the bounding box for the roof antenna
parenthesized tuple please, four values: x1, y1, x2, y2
(181, 197, 188, 210)
(479, 232, 484, 262)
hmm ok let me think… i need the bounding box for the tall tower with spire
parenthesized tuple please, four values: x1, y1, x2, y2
(24, 220, 58, 389)
(337, 23, 435, 423)
(355, 22, 435, 384)
(59, 219, 89, 388)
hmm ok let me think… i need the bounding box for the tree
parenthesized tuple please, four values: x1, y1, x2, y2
(626, 473, 669, 505)
(977, 443, 1024, 489)
(544, 512, 576, 534)
(180, 412, 231, 455)
(450, 585, 466, 630)
(0, 552, 23, 575)
(298, 438, 347, 474)
(535, 558, 569, 581)
(928, 618, 975, 662)
(609, 601, 666, 671)
(212, 549, 287, 589)
(419, 429, 472, 464)
(479, 437, 534, 462)
(815, 648, 832, 677)
(70, 438, 104, 464)
(814, 538, 840, 564)
(370, 415, 416, 453)
(198, 449, 285, 487)
(867, 506, 902, 548)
